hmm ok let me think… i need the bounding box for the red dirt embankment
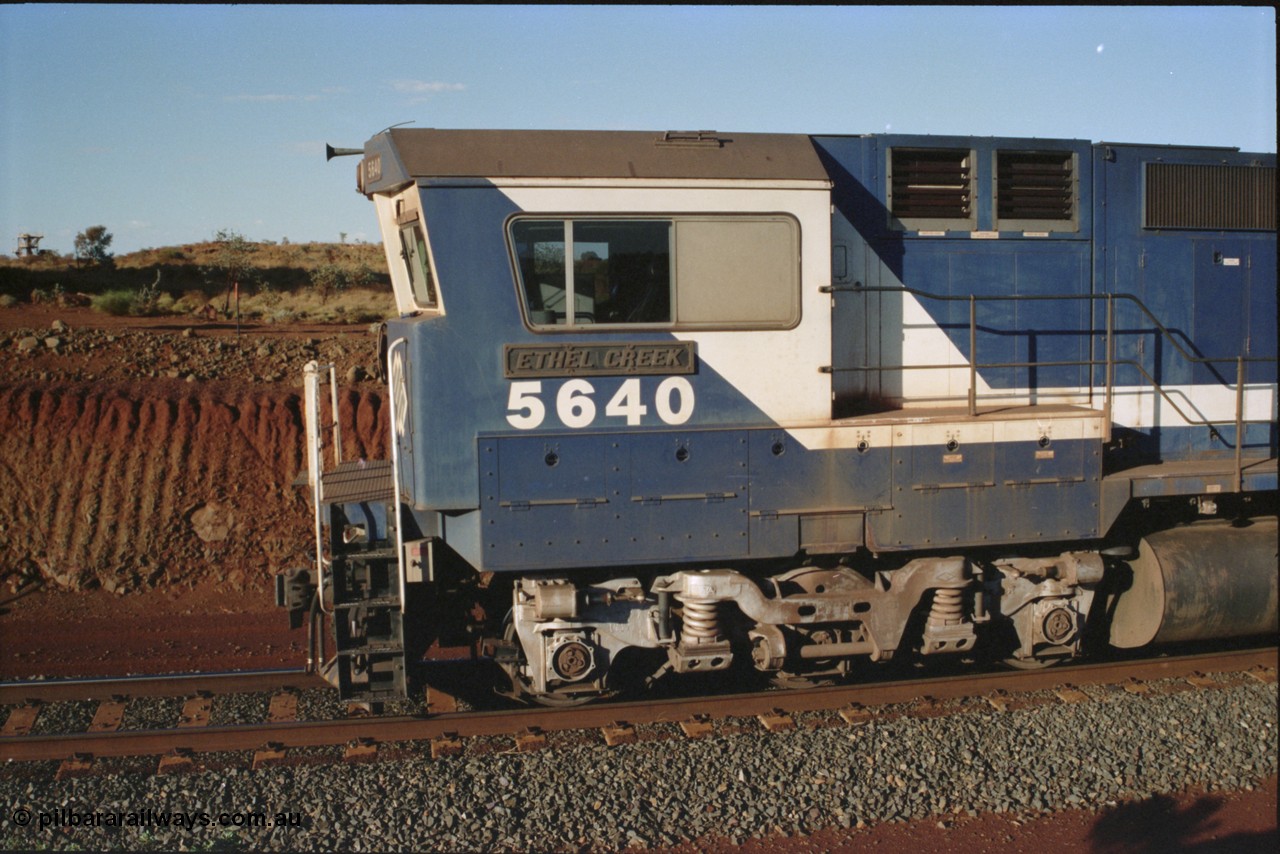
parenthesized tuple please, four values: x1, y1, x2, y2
(0, 308, 396, 678)
(0, 381, 388, 596)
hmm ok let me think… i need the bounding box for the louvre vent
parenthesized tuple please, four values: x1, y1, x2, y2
(1145, 163, 1275, 231)
(890, 149, 972, 219)
(997, 151, 1074, 221)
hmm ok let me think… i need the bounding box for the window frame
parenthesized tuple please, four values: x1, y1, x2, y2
(509, 217, 674, 329)
(506, 213, 802, 333)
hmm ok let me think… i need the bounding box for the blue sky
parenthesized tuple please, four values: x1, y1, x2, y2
(1, 5, 1274, 255)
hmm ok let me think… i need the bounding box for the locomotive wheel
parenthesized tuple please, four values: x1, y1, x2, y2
(765, 566, 863, 689)
(769, 671, 840, 690)
(498, 618, 602, 708)
(1002, 655, 1061, 670)
(767, 631, 846, 690)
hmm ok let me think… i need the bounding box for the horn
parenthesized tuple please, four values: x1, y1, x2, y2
(325, 144, 363, 161)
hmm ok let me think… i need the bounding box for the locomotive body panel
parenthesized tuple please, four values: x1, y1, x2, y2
(363, 129, 1274, 570)
(1093, 142, 1277, 466)
(818, 135, 1096, 409)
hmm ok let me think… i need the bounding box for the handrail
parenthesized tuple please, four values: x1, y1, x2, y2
(827, 284, 1273, 367)
(827, 357, 1271, 426)
(386, 338, 408, 615)
(303, 363, 333, 617)
(328, 365, 343, 467)
(827, 284, 1277, 491)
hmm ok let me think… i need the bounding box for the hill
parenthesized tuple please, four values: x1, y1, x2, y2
(0, 239, 395, 324)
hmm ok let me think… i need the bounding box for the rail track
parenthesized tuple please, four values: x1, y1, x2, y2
(1, 647, 1273, 774)
(0, 668, 323, 705)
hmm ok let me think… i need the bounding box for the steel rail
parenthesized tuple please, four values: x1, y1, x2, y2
(0, 669, 323, 706)
(2, 648, 1272, 764)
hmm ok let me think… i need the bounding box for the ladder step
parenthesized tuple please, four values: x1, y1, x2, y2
(333, 596, 401, 610)
(337, 643, 405, 656)
(352, 690, 405, 702)
(337, 548, 398, 562)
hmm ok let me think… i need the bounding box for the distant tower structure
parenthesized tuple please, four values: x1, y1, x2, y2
(16, 233, 44, 257)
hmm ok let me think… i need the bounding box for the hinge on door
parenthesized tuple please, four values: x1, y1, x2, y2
(1138, 252, 1146, 268)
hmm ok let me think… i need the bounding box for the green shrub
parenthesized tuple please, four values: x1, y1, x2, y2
(92, 290, 136, 316)
(309, 263, 349, 303)
(350, 262, 378, 288)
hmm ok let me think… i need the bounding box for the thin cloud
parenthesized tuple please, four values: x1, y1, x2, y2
(391, 79, 466, 95)
(224, 90, 338, 103)
(225, 93, 297, 103)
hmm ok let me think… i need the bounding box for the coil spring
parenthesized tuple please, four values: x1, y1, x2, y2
(679, 598, 721, 643)
(929, 588, 964, 625)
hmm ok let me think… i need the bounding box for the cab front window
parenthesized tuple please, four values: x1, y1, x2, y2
(398, 222, 437, 308)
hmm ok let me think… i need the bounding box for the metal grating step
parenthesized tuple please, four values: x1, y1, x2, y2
(294, 459, 394, 505)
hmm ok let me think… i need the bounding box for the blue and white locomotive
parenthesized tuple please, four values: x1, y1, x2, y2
(282, 129, 1277, 704)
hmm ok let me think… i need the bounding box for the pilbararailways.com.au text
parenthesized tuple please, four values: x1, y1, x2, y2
(11, 806, 303, 831)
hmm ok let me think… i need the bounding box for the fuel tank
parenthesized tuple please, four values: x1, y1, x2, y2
(1108, 517, 1278, 648)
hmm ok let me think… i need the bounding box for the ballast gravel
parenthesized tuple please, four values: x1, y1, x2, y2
(2, 678, 1274, 852)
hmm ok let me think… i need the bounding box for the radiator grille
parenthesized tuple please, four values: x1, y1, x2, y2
(997, 151, 1074, 221)
(1145, 163, 1275, 230)
(890, 149, 972, 219)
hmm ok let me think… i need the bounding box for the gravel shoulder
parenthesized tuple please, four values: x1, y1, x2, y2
(1, 678, 1275, 852)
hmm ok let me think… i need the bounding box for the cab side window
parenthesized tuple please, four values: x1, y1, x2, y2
(511, 219, 671, 326)
(510, 215, 797, 330)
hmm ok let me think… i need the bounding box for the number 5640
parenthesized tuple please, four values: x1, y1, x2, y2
(505, 377, 695, 430)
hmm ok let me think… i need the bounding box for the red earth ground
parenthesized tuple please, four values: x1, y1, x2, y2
(1, 305, 1275, 851)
